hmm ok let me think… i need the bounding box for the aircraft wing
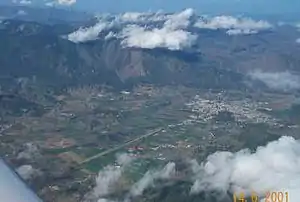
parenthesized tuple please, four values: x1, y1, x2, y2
(0, 158, 43, 202)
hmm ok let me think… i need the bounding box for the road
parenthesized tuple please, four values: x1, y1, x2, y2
(79, 128, 164, 165)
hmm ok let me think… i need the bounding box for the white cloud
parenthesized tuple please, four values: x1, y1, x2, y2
(67, 21, 116, 43)
(57, 0, 76, 6)
(120, 12, 145, 22)
(16, 165, 40, 180)
(45, 1, 55, 6)
(119, 11, 168, 24)
(17, 143, 40, 160)
(45, 0, 76, 6)
(19, 0, 32, 5)
(120, 9, 197, 50)
(116, 153, 134, 166)
(104, 31, 117, 40)
(97, 199, 116, 202)
(249, 70, 300, 91)
(191, 136, 300, 202)
(17, 10, 27, 15)
(164, 8, 195, 30)
(130, 162, 176, 197)
(226, 29, 258, 35)
(195, 16, 272, 35)
(119, 12, 152, 23)
(120, 25, 197, 50)
(87, 153, 135, 201)
(67, 9, 197, 50)
(67, 9, 271, 48)
(93, 165, 123, 198)
(130, 171, 155, 197)
(295, 23, 300, 43)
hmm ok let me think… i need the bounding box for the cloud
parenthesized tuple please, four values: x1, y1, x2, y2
(17, 143, 40, 160)
(190, 136, 300, 202)
(17, 10, 27, 15)
(249, 70, 300, 91)
(130, 162, 176, 197)
(120, 8, 197, 50)
(67, 21, 116, 43)
(45, 0, 76, 6)
(129, 171, 156, 197)
(19, 0, 32, 5)
(116, 153, 134, 166)
(104, 32, 117, 40)
(67, 9, 272, 48)
(120, 12, 146, 23)
(295, 23, 300, 43)
(45, 1, 55, 6)
(119, 11, 167, 24)
(93, 165, 123, 198)
(164, 8, 195, 30)
(120, 25, 197, 50)
(97, 199, 116, 202)
(118, 9, 191, 25)
(195, 16, 272, 35)
(87, 153, 135, 200)
(119, 12, 156, 23)
(67, 9, 197, 50)
(226, 29, 258, 35)
(56, 0, 76, 6)
(16, 165, 40, 180)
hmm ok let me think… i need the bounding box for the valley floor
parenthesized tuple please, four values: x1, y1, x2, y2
(1, 85, 299, 202)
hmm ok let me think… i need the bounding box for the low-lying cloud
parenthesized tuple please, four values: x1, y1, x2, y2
(164, 8, 194, 30)
(93, 165, 123, 198)
(67, 9, 272, 48)
(120, 25, 197, 50)
(129, 162, 176, 197)
(195, 15, 272, 35)
(119, 9, 197, 50)
(84, 136, 300, 202)
(17, 143, 40, 160)
(191, 136, 300, 202)
(67, 21, 116, 43)
(45, 0, 76, 6)
(68, 8, 197, 50)
(249, 70, 300, 91)
(86, 153, 135, 201)
(119, 11, 167, 24)
(56, 0, 76, 6)
(19, 0, 32, 5)
(17, 10, 27, 16)
(16, 165, 40, 180)
(86, 153, 176, 202)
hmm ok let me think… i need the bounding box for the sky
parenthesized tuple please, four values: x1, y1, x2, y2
(70, 0, 300, 16)
(2, 0, 300, 16)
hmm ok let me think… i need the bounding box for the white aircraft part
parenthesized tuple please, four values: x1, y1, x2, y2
(0, 159, 42, 202)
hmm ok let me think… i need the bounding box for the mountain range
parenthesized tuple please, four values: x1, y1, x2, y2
(0, 6, 300, 116)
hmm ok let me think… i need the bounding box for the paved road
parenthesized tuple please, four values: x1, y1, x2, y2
(79, 128, 164, 165)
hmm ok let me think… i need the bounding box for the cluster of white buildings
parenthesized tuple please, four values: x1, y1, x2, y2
(185, 95, 277, 124)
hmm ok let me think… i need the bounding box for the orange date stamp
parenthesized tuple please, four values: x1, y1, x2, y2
(233, 191, 289, 202)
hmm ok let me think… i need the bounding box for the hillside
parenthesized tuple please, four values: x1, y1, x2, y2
(0, 19, 251, 93)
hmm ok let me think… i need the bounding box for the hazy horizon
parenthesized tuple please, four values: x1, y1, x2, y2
(1, 0, 300, 17)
